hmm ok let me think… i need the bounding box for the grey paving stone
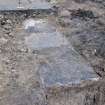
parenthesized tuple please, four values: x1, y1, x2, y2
(0, 0, 52, 10)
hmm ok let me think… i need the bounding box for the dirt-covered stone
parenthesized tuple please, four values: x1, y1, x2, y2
(0, 0, 105, 105)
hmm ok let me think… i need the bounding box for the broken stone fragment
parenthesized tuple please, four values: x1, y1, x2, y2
(23, 17, 98, 87)
(38, 46, 98, 87)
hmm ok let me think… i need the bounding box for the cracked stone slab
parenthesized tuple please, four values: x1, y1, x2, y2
(0, 0, 52, 10)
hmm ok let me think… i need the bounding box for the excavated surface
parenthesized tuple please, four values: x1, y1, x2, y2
(0, 0, 105, 105)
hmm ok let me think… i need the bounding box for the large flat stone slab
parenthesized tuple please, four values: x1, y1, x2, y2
(0, 0, 52, 10)
(38, 46, 98, 87)
(23, 18, 98, 87)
